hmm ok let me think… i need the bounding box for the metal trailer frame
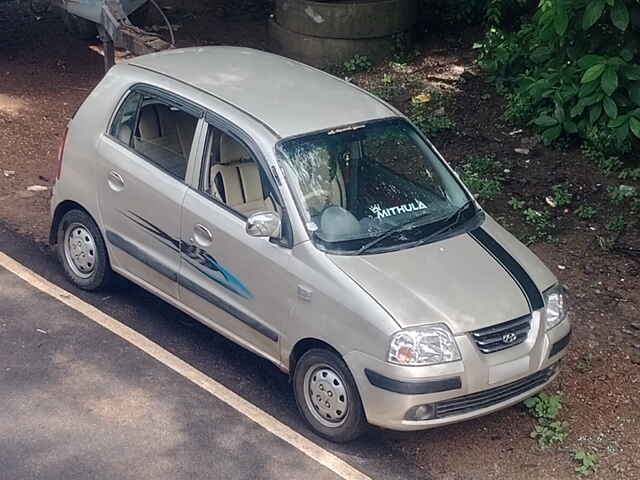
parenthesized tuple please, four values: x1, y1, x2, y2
(53, 0, 172, 70)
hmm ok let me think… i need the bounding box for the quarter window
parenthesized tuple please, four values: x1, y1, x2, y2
(110, 92, 142, 146)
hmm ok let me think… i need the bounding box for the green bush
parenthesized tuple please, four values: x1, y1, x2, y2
(342, 55, 373, 75)
(460, 154, 504, 199)
(573, 449, 599, 476)
(480, 0, 640, 150)
(407, 103, 455, 136)
(581, 125, 630, 173)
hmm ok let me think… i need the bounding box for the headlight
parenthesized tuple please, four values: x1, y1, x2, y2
(388, 324, 461, 366)
(544, 285, 568, 330)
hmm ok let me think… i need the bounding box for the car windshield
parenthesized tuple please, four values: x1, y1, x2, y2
(277, 119, 477, 254)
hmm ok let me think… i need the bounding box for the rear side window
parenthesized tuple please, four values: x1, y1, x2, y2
(109, 90, 199, 182)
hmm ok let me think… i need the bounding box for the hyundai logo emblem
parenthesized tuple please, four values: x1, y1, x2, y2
(502, 332, 518, 344)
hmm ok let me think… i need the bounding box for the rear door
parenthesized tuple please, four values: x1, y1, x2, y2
(178, 120, 294, 363)
(96, 86, 203, 298)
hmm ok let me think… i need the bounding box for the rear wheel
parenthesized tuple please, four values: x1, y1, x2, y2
(293, 348, 367, 442)
(57, 209, 113, 291)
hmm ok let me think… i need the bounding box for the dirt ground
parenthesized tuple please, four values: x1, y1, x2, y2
(1, 2, 638, 479)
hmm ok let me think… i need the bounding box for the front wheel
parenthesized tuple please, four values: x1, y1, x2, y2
(56, 209, 113, 291)
(293, 348, 368, 442)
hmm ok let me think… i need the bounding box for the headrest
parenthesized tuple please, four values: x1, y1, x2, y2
(220, 133, 252, 165)
(138, 106, 160, 139)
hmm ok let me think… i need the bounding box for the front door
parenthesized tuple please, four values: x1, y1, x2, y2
(97, 87, 202, 298)
(178, 123, 293, 363)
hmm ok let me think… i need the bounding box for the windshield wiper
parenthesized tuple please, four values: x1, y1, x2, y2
(356, 200, 475, 255)
(411, 200, 476, 248)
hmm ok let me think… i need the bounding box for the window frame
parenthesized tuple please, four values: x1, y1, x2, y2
(191, 113, 293, 248)
(106, 83, 204, 184)
(106, 83, 293, 248)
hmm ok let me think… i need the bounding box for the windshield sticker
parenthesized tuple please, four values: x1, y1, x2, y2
(369, 199, 428, 219)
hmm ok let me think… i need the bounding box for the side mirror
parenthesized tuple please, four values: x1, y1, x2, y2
(246, 211, 282, 238)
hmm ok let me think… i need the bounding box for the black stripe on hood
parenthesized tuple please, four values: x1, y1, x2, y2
(469, 227, 544, 312)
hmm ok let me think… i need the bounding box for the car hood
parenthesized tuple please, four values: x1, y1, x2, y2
(327, 215, 557, 334)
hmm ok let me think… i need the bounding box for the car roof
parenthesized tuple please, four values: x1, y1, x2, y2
(127, 46, 397, 138)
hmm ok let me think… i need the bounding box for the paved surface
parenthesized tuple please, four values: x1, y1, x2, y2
(0, 223, 429, 479)
(0, 265, 344, 480)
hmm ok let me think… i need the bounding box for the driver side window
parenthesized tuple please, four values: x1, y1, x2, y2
(199, 125, 276, 218)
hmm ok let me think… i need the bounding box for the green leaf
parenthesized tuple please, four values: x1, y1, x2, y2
(621, 49, 634, 62)
(583, 92, 604, 106)
(564, 120, 578, 133)
(623, 65, 640, 81)
(577, 55, 606, 69)
(554, 104, 566, 123)
(542, 125, 563, 144)
(611, 0, 630, 31)
(607, 57, 625, 66)
(613, 91, 630, 108)
(534, 115, 559, 127)
(570, 103, 585, 118)
(583, 0, 605, 30)
(603, 96, 618, 118)
(629, 83, 640, 106)
(589, 103, 602, 125)
(579, 80, 600, 97)
(581, 63, 606, 83)
(531, 46, 552, 63)
(554, 6, 569, 35)
(601, 67, 619, 96)
(608, 114, 628, 128)
(589, 103, 602, 123)
(630, 117, 640, 138)
(616, 121, 629, 145)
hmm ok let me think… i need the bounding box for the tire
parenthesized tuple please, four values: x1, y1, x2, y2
(56, 209, 113, 291)
(60, 10, 98, 41)
(293, 348, 368, 442)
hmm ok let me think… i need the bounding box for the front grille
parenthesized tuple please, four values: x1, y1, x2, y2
(471, 314, 532, 354)
(434, 366, 554, 418)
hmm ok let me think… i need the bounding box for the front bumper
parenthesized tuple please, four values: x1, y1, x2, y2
(344, 316, 571, 431)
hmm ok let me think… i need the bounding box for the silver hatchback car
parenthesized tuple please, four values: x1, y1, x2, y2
(50, 47, 571, 442)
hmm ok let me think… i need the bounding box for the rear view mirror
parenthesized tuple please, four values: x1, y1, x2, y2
(246, 211, 281, 239)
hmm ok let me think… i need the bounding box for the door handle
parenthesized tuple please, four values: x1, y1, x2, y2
(193, 223, 213, 247)
(107, 170, 125, 191)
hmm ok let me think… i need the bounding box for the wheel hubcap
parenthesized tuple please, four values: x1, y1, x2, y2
(304, 364, 348, 428)
(64, 223, 97, 279)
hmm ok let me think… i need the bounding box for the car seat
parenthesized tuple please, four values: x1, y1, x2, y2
(209, 134, 274, 216)
(134, 103, 196, 179)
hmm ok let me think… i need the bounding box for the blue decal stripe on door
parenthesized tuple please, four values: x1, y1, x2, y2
(106, 229, 275, 341)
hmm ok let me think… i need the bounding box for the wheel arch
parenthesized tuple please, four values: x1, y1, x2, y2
(49, 200, 93, 245)
(288, 337, 343, 376)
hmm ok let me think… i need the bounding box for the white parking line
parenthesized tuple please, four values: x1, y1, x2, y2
(0, 251, 371, 480)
